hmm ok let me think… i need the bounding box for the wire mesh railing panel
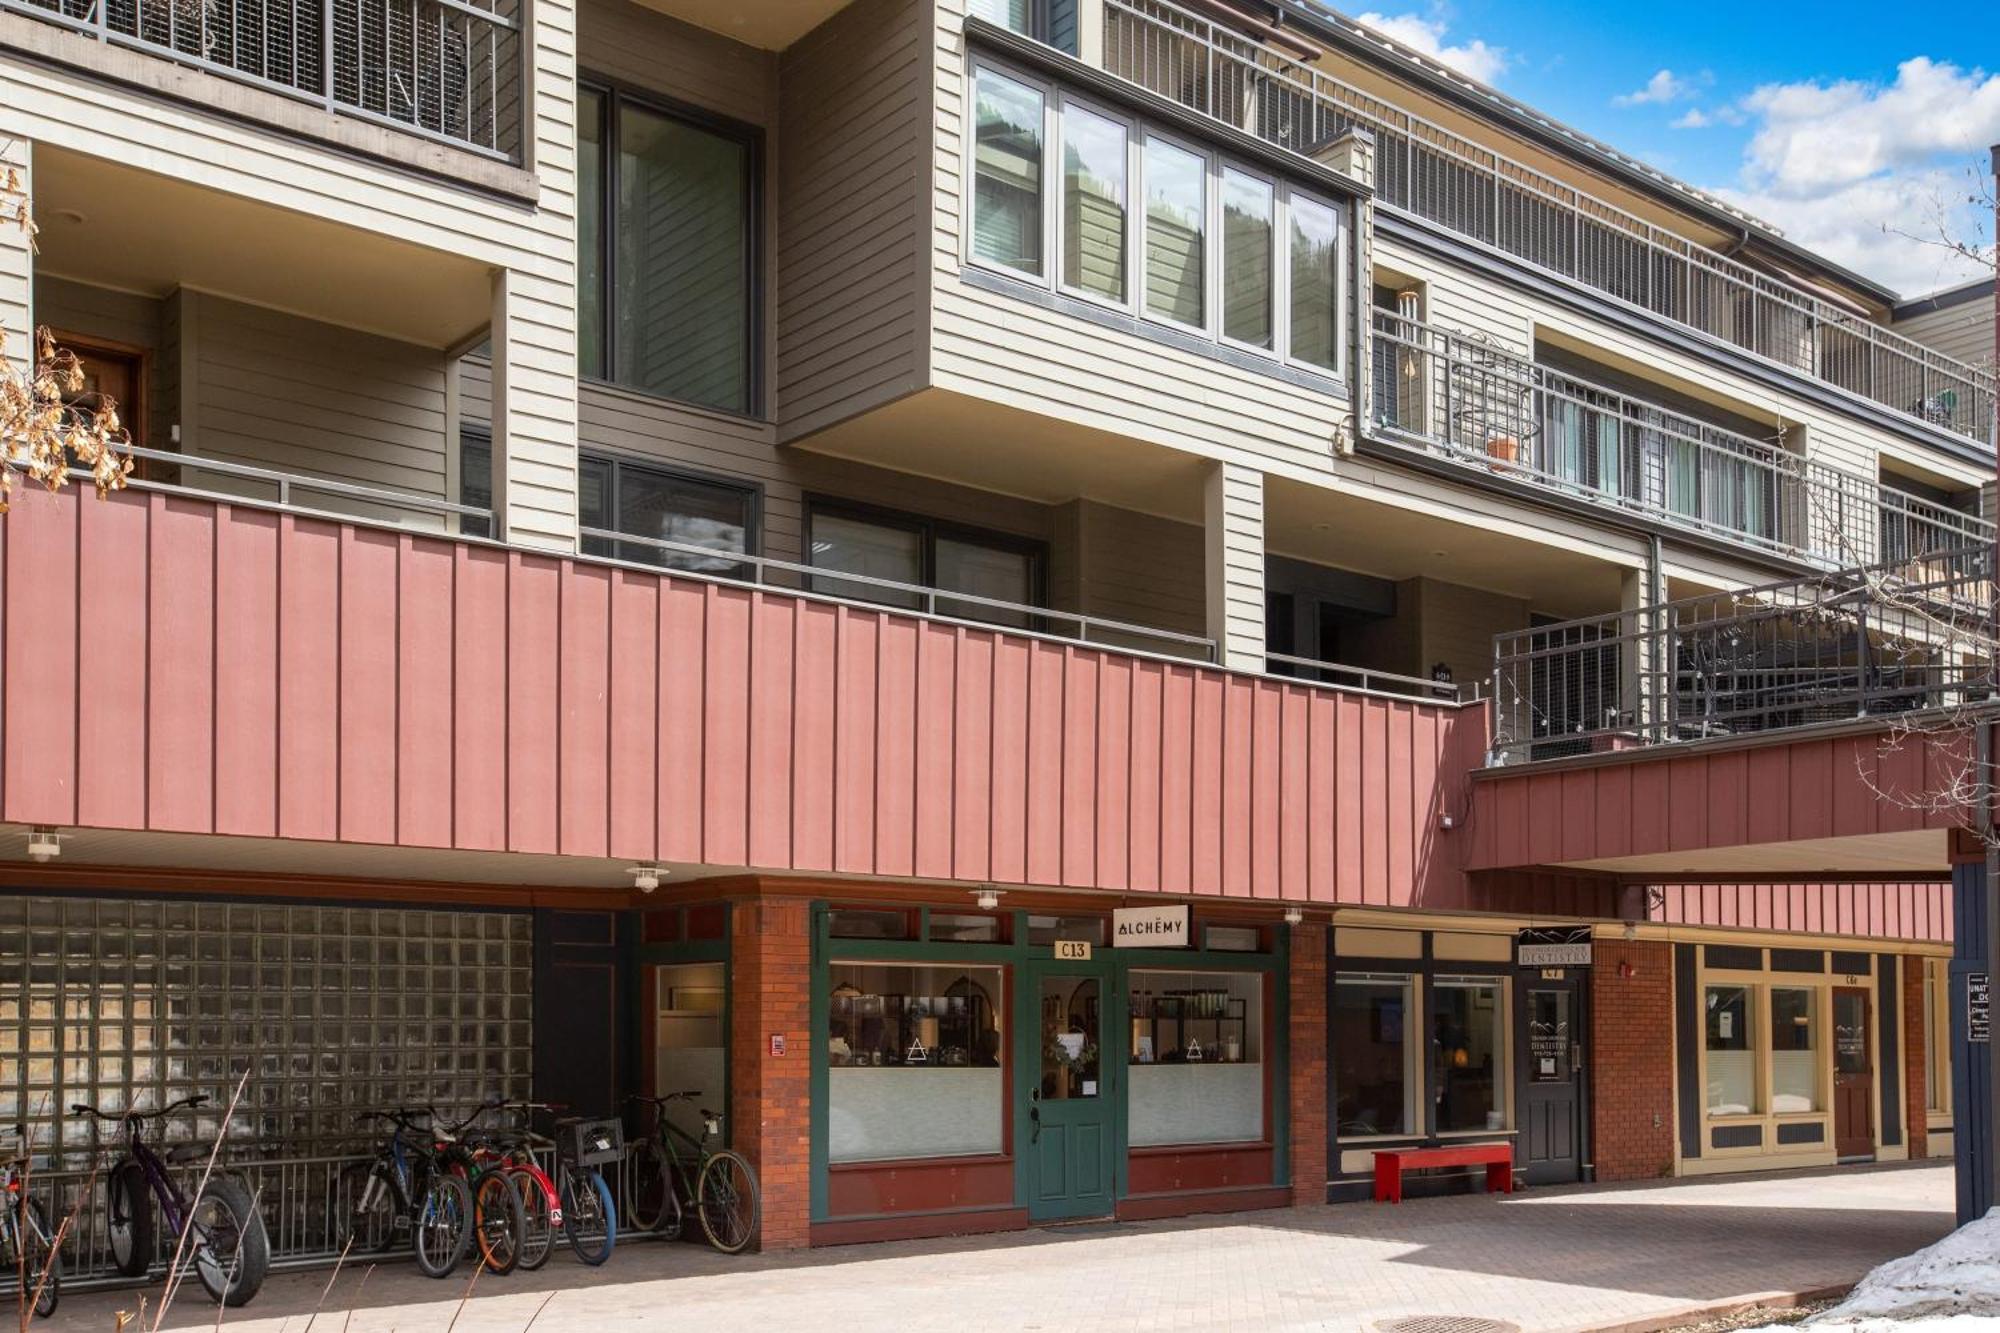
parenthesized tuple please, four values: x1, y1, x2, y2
(1489, 546, 1997, 764)
(4, 0, 519, 158)
(1096, 0, 1996, 446)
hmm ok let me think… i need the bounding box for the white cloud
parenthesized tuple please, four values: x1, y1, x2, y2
(1671, 108, 1710, 129)
(1616, 69, 1697, 106)
(1353, 11, 1509, 86)
(1706, 57, 2000, 295)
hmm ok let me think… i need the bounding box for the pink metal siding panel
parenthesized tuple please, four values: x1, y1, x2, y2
(657, 580, 707, 863)
(1095, 654, 1132, 893)
(1189, 671, 1226, 897)
(947, 628, 992, 883)
(1126, 660, 1165, 894)
(452, 545, 510, 852)
(338, 528, 399, 845)
(558, 564, 612, 859)
(506, 554, 561, 855)
(1219, 676, 1254, 898)
(1061, 651, 1098, 889)
(146, 497, 215, 833)
(607, 572, 659, 862)
(6, 490, 80, 826)
(212, 507, 280, 838)
(748, 594, 798, 871)
(987, 633, 1029, 885)
(833, 607, 879, 875)
(872, 615, 918, 879)
(911, 623, 956, 881)
(396, 537, 456, 848)
(1024, 642, 1065, 887)
(1305, 692, 1336, 902)
(277, 516, 339, 841)
(76, 492, 150, 830)
(1249, 682, 1281, 899)
(700, 585, 752, 868)
(1157, 666, 1195, 895)
(1278, 686, 1309, 899)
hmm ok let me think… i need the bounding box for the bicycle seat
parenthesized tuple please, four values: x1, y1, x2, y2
(700, 1108, 721, 1123)
(167, 1141, 213, 1164)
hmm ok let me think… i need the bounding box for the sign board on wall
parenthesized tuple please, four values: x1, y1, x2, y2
(1970, 972, 1991, 1044)
(1516, 925, 1593, 969)
(1113, 905, 1190, 948)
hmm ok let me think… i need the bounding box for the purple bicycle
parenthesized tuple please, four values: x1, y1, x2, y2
(71, 1096, 269, 1307)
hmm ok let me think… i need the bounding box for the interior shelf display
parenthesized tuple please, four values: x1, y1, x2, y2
(828, 964, 1002, 1068)
(1129, 983, 1252, 1064)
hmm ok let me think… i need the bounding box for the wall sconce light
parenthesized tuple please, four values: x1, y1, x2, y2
(974, 886, 1004, 911)
(1283, 907, 1304, 926)
(626, 865, 665, 893)
(26, 827, 61, 863)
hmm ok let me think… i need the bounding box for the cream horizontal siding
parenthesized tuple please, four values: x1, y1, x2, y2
(0, 138, 26, 354)
(776, 0, 928, 441)
(578, 0, 772, 129)
(1895, 298, 1994, 373)
(1374, 234, 1991, 498)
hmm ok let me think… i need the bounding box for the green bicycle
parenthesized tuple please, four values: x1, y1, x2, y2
(619, 1093, 759, 1254)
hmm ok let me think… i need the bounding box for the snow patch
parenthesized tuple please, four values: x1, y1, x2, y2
(1809, 1210, 2000, 1324)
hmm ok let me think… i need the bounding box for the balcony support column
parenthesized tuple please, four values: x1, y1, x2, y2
(0, 135, 29, 357)
(1618, 540, 1664, 738)
(489, 266, 579, 551)
(1204, 459, 1266, 672)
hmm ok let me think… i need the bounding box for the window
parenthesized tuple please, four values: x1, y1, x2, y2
(965, 61, 1347, 380)
(649, 961, 726, 1144)
(1927, 958, 1950, 1115)
(1061, 100, 1128, 302)
(578, 454, 756, 575)
(1432, 977, 1504, 1132)
(1128, 969, 1263, 1146)
(1026, 915, 1105, 946)
(577, 81, 758, 414)
(1221, 167, 1274, 349)
(972, 67, 1045, 276)
(1705, 984, 1756, 1117)
(967, 0, 1033, 32)
(928, 913, 1003, 944)
(1143, 136, 1206, 327)
(807, 501, 1043, 628)
(459, 428, 493, 539)
(1770, 987, 1818, 1113)
(827, 963, 1004, 1162)
(1332, 975, 1415, 1137)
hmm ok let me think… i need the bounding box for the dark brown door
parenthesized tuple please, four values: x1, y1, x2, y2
(1832, 987, 1874, 1159)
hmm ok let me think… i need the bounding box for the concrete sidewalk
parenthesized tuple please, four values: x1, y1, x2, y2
(41, 1164, 1953, 1333)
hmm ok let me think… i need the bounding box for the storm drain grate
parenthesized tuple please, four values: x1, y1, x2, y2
(1376, 1319, 1521, 1333)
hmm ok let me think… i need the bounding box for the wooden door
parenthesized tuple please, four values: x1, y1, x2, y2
(1832, 987, 1874, 1160)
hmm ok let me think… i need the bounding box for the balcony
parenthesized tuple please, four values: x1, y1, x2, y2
(1098, 0, 1997, 447)
(1487, 546, 1993, 765)
(3, 0, 522, 159)
(1368, 309, 1995, 568)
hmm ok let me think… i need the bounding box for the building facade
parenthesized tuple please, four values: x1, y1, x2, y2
(0, 0, 1991, 1258)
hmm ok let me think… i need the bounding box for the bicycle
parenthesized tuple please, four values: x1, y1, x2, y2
(333, 1107, 474, 1279)
(462, 1102, 568, 1272)
(2, 1127, 59, 1319)
(622, 1092, 760, 1254)
(543, 1109, 620, 1266)
(72, 1096, 269, 1307)
(433, 1105, 526, 1275)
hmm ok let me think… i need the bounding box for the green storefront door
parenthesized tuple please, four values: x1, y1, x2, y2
(1020, 959, 1118, 1220)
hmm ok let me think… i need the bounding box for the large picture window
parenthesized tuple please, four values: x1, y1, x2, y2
(1332, 975, 1416, 1137)
(577, 81, 758, 415)
(579, 453, 756, 575)
(1770, 987, 1818, 1113)
(1432, 977, 1504, 1133)
(1705, 984, 1756, 1117)
(827, 963, 1004, 1163)
(807, 500, 1042, 628)
(1127, 969, 1263, 1146)
(966, 58, 1347, 380)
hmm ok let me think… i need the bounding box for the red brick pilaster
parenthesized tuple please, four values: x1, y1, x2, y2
(1590, 940, 1676, 1181)
(1289, 921, 1328, 1205)
(729, 893, 812, 1251)
(1903, 955, 1929, 1160)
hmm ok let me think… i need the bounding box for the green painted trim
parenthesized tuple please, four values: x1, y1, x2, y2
(809, 900, 832, 1222)
(632, 940, 729, 964)
(630, 906, 732, 1147)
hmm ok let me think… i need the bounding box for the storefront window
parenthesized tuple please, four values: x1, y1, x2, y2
(1705, 984, 1756, 1116)
(651, 962, 726, 1143)
(1770, 987, 1818, 1113)
(1332, 975, 1414, 1137)
(1432, 977, 1504, 1132)
(1927, 959, 1949, 1114)
(827, 963, 1003, 1163)
(1027, 915, 1105, 946)
(1127, 970, 1262, 1146)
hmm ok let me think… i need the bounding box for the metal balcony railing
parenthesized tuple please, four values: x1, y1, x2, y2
(1488, 546, 1996, 764)
(1367, 309, 1995, 568)
(4, 0, 522, 159)
(1099, 0, 1997, 447)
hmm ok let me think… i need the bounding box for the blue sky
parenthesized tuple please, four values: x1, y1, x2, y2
(1337, 1, 2000, 296)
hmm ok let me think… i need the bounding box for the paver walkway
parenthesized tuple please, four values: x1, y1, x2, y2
(44, 1164, 1952, 1333)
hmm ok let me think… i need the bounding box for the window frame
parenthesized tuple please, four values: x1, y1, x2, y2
(804, 495, 1048, 614)
(576, 73, 765, 419)
(1331, 971, 1423, 1142)
(578, 448, 763, 571)
(1429, 972, 1512, 1136)
(962, 54, 1348, 386)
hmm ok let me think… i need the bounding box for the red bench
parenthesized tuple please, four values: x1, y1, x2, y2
(1372, 1144, 1515, 1203)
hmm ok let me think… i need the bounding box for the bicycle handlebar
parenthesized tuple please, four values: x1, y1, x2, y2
(70, 1094, 209, 1122)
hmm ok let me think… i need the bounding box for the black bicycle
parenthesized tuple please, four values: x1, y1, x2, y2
(2, 1126, 59, 1318)
(72, 1096, 269, 1307)
(434, 1103, 527, 1276)
(621, 1093, 759, 1254)
(334, 1107, 474, 1279)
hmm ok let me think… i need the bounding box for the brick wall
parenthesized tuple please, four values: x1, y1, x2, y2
(1289, 921, 1328, 1205)
(1904, 955, 1929, 1160)
(1590, 940, 1677, 1181)
(729, 893, 812, 1251)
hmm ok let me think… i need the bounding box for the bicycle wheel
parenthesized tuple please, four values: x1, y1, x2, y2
(559, 1167, 616, 1267)
(695, 1151, 760, 1255)
(412, 1174, 475, 1279)
(510, 1168, 557, 1272)
(106, 1160, 153, 1277)
(21, 1197, 60, 1319)
(471, 1172, 524, 1275)
(621, 1139, 677, 1236)
(331, 1163, 398, 1255)
(189, 1176, 270, 1308)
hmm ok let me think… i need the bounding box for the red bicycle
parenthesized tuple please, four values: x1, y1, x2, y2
(465, 1103, 561, 1273)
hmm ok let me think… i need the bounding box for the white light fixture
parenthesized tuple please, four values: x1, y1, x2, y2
(26, 826, 61, 863)
(626, 865, 664, 893)
(1283, 906, 1304, 926)
(973, 886, 1005, 911)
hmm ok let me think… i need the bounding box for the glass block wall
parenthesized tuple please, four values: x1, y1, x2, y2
(0, 895, 534, 1168)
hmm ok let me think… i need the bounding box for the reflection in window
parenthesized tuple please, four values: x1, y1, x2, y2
(577, 87, 605, 379)
(1770, 987, 1817, 1113)
(1128, 970, 1263, 1146)
(578, 455, 754, 575)
(1705, 984, 1756, 1116)
(827, 963, 1004, 1162)
(1062, 103, 1128, 301)
(807, 504, 1043, 628)
(967, 0, 1030, 31)
(1288, 193, 1339, 371)
(808, 510, 924, 609)
(1332, 975, 1414, 1137)
(1144, 137, 1205, 327)
(1221, 168, 1274, 348)
(1432, 977, 1503, 1132)
(650, 962, 726, 1144)
(972, 67, 1045, 275)
(1039, 974, 1100, 1099)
